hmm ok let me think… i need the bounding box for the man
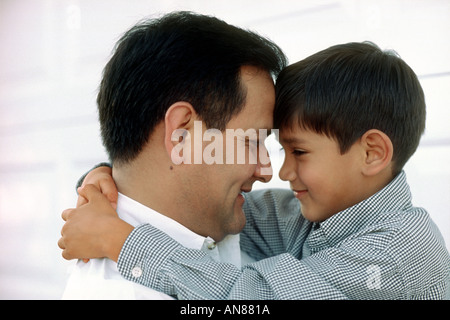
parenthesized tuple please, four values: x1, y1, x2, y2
(60, 11, 286, 299)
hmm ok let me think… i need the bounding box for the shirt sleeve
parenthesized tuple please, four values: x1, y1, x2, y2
(117, 224, 348, 299)
(117, 222, 417, 299)
(240, 188, 311, 261)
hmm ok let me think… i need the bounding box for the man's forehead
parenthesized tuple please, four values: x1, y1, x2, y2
(240, 65, 273, 80)
(225, 119, 273, 134)
(225, 67, 275, 133)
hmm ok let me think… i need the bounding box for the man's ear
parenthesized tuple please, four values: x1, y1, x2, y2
(360, 129, 393, 176)
(164, 102, 196, 160)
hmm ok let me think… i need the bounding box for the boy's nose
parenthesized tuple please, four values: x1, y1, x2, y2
(279, 158, 296, 182)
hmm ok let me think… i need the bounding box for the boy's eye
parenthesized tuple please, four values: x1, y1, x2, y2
(279, 147, 306, 156)
(292, 149, 306, 156)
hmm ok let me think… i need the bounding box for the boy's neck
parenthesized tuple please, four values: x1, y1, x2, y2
(356, 166, 395, 206)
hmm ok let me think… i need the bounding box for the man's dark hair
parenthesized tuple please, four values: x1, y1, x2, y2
(274, 41, 426, 175)
(97, 11, 286, 164)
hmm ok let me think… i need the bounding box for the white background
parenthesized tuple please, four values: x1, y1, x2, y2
(1, 0, 449, 299)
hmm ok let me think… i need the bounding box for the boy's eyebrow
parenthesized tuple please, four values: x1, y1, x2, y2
(279, 136, 307, 145)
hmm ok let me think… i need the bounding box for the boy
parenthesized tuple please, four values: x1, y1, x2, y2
(60, 42, 450, 299)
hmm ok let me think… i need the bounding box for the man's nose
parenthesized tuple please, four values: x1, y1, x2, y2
(254, 146, 272, 183)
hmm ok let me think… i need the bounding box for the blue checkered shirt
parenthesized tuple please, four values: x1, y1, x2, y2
(117, 171, 450, 299)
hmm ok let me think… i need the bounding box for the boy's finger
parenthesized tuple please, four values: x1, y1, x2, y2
(76, 194, 88, 208)
(58, 237, 65, 250)
(99, 179, 118, 210)
(61, 208, 74, 221)
(77, 184, 106, 203)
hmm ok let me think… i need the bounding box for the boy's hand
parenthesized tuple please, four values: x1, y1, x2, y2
(77, 166, 118, 210)
(59, 184, 134, 262)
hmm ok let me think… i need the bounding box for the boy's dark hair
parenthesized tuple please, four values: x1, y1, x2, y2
(274, 41, 426, 175)
(98, 11, 286, 164)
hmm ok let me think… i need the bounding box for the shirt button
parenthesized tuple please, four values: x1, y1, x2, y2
(205, 238, 216, 250)
(131, 266, 143, 278)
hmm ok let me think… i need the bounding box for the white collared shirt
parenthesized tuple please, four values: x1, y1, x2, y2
(62, 192, 251, 300)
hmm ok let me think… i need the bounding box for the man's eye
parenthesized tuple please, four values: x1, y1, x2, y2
(245, 138, 258, 147)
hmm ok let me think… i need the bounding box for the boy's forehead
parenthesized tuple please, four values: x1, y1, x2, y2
(279, 135, 306, 145)
(279, 126, 325, 146)
(279, 127, 307, 143)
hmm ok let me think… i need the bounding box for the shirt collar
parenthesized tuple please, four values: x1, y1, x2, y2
(306, 171, 412, 251)
(116, 192, 241, 267)
(117, 192, 207, 250)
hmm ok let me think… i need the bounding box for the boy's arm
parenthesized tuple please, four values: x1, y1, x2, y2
(61, 188, 339, 299)
(118, 222, 349, 299)
(117, 221, 409, 299)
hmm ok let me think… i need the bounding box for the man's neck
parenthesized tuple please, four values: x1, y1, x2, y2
(111, 145, 211, 242)
(112, 161, 175, 219)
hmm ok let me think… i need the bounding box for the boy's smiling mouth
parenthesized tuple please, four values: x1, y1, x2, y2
(293, 189, 308, 199)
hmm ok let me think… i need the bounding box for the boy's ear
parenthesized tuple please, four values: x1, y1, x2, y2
(163, 102, 196, 157)
(360, 129, 393, 176)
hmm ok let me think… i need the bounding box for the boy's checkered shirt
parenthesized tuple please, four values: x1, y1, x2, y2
(117, 171, 450, 299)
